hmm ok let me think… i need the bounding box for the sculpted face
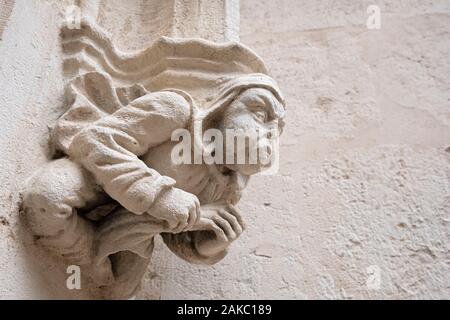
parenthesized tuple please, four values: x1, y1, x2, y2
(217, 88, 285, 175)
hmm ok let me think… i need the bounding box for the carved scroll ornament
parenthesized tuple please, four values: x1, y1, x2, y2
(21, 19, 285, 299)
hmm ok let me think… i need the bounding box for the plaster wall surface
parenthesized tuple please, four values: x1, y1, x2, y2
(0, 0, 448, 299)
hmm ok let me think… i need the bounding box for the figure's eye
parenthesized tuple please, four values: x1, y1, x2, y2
(253, 109, 268, 122)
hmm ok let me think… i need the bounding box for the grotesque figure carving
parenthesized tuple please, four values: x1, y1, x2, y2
(22, 20, 285, 299)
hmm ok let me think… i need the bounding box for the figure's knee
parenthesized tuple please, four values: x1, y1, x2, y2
(22, 158, 97, 235)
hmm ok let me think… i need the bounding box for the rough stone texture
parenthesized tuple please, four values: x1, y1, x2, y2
(0, 0, 78, 299)
(95, 0, 239, 49)
(0, 0, 449, 299)
(146, 0, 450, 300)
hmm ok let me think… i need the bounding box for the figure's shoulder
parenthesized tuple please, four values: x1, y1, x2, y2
(130, 91, 192, 121)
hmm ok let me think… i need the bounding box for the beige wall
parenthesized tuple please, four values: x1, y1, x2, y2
(150, 0, 450, 299)
(0, 0, 448, 299)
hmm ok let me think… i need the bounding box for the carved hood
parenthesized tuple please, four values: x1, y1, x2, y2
(52, 19, 285, 154)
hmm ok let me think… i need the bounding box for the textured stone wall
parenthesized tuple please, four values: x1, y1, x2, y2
(0, 0, 71, 299)
(0, 0, 448, 299)
(148, 0, 450, 299)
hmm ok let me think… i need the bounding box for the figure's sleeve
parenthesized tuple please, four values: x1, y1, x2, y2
(68, 91, 191, 214)
(161, 232, 228, 265)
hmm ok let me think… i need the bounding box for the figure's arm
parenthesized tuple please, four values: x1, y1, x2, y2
(68, 91, 191, 215)
(161, 203, 245, 265)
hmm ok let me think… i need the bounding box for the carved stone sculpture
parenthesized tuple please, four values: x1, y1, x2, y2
(21, 18, 285, 299)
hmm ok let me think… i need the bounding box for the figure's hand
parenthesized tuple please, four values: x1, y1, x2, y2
(148, 187, 200, 233)
(191, 203, 246, 257)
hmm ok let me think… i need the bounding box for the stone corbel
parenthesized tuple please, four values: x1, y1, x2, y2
(21, 0, 285, 299)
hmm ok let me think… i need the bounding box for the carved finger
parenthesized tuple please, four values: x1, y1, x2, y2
(173, 220, 185, 233)
(218, 209, 243, 236)
(184, 206, 198, 231)
(172, 221, 182, 233)
(226, 204, 246, 231)
(209, 221, 228, 243)
(173, 210, 188, 233)
(199, 218, 228, 243)
(213, 215, 236, 241)
(194, 199, 201, 224)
